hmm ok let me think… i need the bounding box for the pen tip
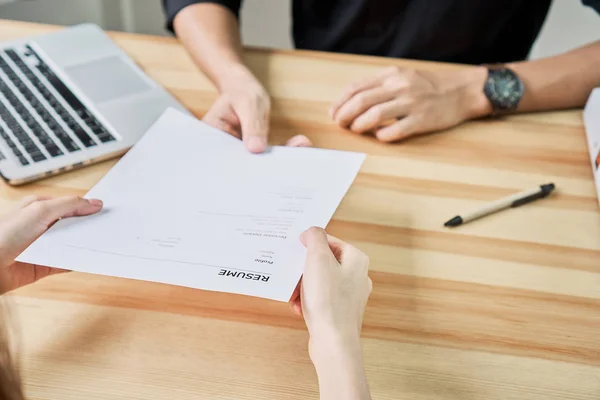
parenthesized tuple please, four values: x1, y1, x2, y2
(541, 183, 555, 193)
(444, 216, 463, 227)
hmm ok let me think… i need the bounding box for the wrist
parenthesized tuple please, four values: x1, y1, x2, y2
(309, 329, 362, 369)
(455, 66, 492, 119)
(216, 63, 263, 94)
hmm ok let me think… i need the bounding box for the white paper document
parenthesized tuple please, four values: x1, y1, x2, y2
(18, 108, 365, 301)
(584, 87, 600, 205)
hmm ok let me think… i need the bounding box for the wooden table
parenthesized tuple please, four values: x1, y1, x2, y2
(1, 20, 599, 400)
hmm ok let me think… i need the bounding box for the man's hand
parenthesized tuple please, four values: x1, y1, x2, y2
(330, 66, 491, 142)
(202, 66, 312, 152)
(0, 195, 103, 293)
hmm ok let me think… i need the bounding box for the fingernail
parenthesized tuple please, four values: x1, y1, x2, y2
(286, 135, 311, 148)
(88, 199, 103, 207)
(247, 136, 267, 153)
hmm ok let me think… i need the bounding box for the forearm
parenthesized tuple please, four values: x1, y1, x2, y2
(173, 3, 254, 91)
(310, 334, 372, 400)
(509, 40, 600, 112)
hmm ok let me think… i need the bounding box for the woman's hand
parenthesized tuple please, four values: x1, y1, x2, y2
(291, 227, 372, 342)
(0, 195, 103, 293)
(290, 227, 372, 400)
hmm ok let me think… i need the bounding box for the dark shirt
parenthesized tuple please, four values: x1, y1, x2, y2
(163, 0, 600, 65)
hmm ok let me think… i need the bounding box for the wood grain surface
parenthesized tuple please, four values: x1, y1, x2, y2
(0, 20, 599, 400)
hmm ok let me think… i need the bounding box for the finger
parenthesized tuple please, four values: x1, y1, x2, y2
(333, 87, 396, 128)
(330, 66, 402, 119)
(300, 228, 354, 268)
(284, 135, 313, 147)
(217, 119, 241, 139)
(288, 280, 303, 317)
(202, 100, 224, 126)
(235, 97, 270, 154)
(2, 195, 51, 220)
(23, 196, 103, 228)
(289, 280, 301, 303)
(17, 195, 53, 209)
(323, 234, 365, 268)
(202, 103, 241, 139)
(300, 229, 345, 258)
(330, 77, 387, 119)
(291, 301, 303, 316)
(349, 99, 410, 134)
(300, 227, 330, 249)
(300, 227, 338, 271)
(374, 117, 417, 142)
(324, 234, 345, 262)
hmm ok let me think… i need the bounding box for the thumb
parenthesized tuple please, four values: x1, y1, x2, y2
(300, 227, 330, 250)
(234, 96, 270, 154)
(300, 227, 338, 273)
(27, 196, 104, 227)
(13, 197, 103, 243)
(0, 196, 103, 268)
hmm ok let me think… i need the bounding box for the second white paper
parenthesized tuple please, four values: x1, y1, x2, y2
(18, 108, 365, 301)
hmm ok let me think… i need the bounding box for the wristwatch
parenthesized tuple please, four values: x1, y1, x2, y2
(483, 66, 525, 115)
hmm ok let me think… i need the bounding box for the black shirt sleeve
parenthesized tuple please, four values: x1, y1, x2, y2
(583, 0, 600, 13)
(162, 0, 242, 33)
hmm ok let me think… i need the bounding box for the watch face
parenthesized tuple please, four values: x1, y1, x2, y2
(485, 68, 524, 111)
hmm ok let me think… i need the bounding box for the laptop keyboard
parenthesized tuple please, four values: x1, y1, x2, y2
(0, 45, 116, 166)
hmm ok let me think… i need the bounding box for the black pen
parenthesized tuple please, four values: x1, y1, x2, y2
(444, 183, 556, 227)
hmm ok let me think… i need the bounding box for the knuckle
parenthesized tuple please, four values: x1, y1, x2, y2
(354, 93, 367, 108)
(29, 201, 50, 217)
(65, 195, 82, 204)
(19, 195, 40, 208)
(369, 106, 384, 123)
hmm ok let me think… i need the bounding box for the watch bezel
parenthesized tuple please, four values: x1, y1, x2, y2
(483, 66, 524, 115)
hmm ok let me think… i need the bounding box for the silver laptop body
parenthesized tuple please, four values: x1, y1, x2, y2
(0, 23, 186, 185)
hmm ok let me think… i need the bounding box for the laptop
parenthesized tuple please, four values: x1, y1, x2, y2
(0, 23, 186, 185)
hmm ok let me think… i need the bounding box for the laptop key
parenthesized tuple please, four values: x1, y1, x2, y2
(11, 148, 29, 166)
(46, 144, 62, 157)
(72, 127, 96, 148)
(53, 125, 80, 152)
(93, 127, 116, 143)
(98, 133, 116, 143)
(31, 152, 46, 163)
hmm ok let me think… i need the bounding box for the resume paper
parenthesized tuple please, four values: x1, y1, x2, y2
(18, 108, 365, 301)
